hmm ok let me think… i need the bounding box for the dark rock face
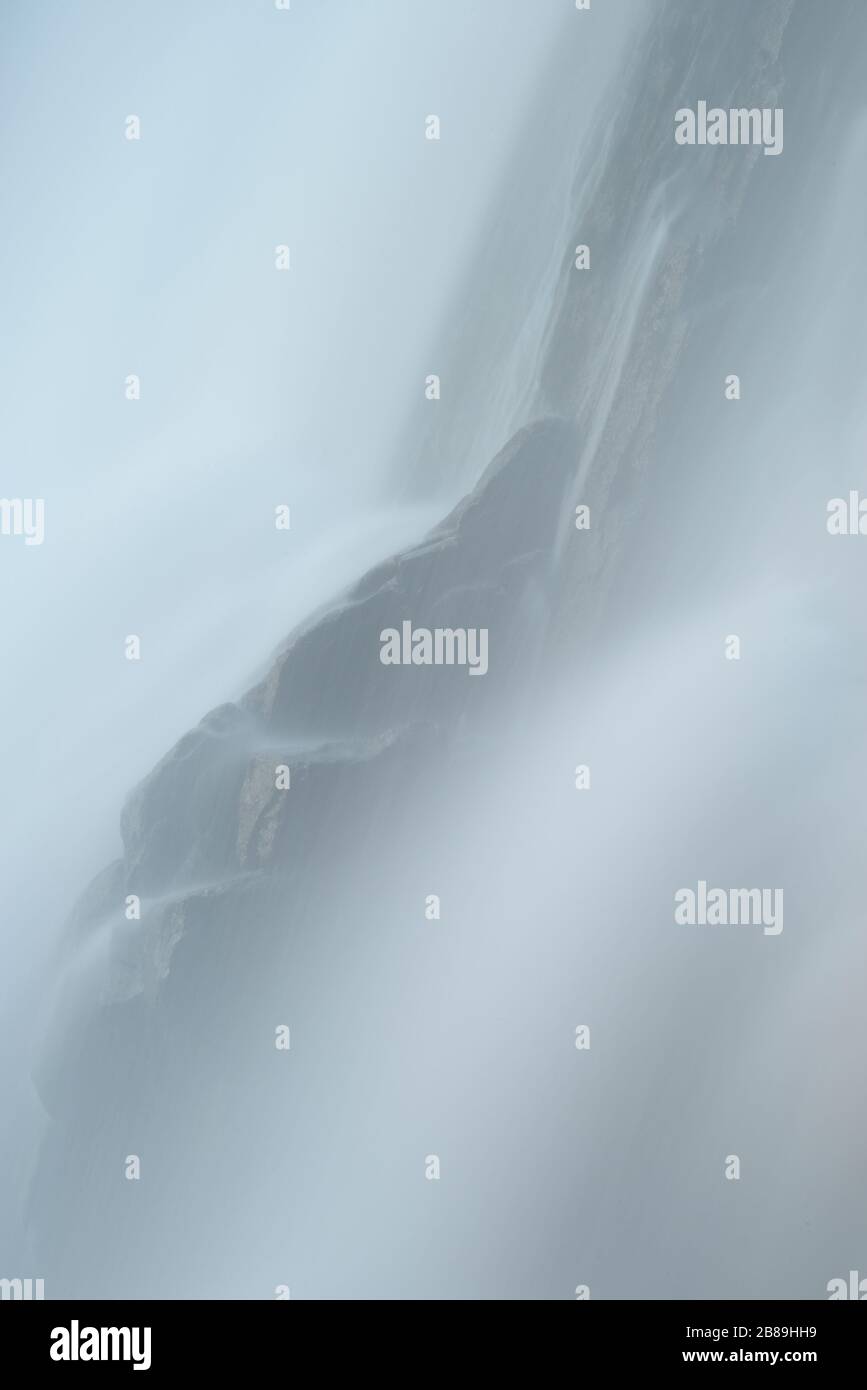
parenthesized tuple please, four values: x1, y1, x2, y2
(86, 416, 577, 907)
(81, 417, 576, 907)
(28, 416, 577, 1295)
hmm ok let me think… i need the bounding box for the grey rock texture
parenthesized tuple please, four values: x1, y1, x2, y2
(28, 416, 578, 1294)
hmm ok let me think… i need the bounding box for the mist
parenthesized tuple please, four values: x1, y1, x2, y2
(2, 0, 866, 1300)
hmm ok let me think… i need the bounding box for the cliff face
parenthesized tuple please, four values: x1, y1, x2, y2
(29, 416, 579, 1294)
